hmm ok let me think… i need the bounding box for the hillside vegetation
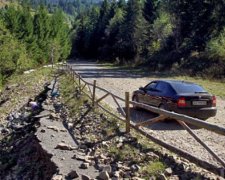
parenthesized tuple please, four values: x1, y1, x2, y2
(70, 0, 225, 79)
(0, 0, 224, 89)
(0, 4, 71, 88)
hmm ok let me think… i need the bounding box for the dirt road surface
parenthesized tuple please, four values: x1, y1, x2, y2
(69, 60, 225, 168)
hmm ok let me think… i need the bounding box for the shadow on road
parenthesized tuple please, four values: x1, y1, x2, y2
(117, 107, 200, 131)
(69, 61, 179, 79)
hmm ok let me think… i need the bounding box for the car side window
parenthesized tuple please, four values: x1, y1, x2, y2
(155, 82, 167, 92)
(145, 82, 157, 91)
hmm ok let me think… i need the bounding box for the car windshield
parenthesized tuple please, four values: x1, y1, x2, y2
(171, 82, 206, 94)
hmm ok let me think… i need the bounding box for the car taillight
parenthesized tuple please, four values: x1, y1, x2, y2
(177, 97, 186, 107)
(212, 96, 216, 107)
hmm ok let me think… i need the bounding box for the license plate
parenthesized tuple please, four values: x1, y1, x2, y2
(192, 101, 207, 106)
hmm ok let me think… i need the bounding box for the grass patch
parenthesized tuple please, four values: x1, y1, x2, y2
(108, 144, 139, 162)
(59, 73, 89, 116)
(140, 161, 166, 177)
(3, 67, 53, 91)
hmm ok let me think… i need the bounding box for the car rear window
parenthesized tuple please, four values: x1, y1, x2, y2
(171, 82, 206, 94)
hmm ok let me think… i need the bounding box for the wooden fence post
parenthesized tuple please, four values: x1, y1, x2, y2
(70, 67, 73, 75)
(73, 71, 76, 84)
(78, 75, 81, 91)
(92, 80, 96, 108)
(125, 92, 130, 133)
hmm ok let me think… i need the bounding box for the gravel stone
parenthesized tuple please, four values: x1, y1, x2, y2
(98, 171, 110, 180)
(67, 170, 79, 179)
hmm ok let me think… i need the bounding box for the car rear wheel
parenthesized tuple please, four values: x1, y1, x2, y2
(132, 95, 139, 109)
(159, 104, 167, 110)
(159, 104, 171, 122)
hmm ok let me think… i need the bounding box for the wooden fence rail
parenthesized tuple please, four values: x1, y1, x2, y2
(61, 63, 225, 176)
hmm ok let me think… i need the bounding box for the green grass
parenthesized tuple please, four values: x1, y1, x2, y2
(172, 76, 225, 98)
(59, 73, 89, 116)
(108, 144, 139, 162)
(140, 161, 166, 177)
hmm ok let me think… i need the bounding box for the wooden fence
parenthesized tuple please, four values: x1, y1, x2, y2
(62, 64, 225, 177)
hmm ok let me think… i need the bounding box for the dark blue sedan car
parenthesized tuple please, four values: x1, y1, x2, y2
(132, 80, 217, 120)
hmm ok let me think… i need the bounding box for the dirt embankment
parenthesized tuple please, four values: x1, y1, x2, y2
(0, 75, 58, 179)
(70, 60, 225, 169)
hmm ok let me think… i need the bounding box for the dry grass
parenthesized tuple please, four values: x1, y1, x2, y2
(0, 67, 53, 124)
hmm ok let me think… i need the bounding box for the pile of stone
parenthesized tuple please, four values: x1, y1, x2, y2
(56, 98, 218, 180)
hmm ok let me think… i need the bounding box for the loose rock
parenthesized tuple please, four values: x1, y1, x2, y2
(158, 173, 167, 180)
(40, 129, 45, 133)
(81, 174, 90, 180)
(113, 171, 120, 178)
(165, 167, 173, 176)
(98, 171, 110, 180)
(67, 170, 79, 179)
(80, 162, 89, 169)
(100, 165, 112, 174)
(55, 143, 76, 151)
(47, 126, 59, 132)
(131, 164, 140, 172)
(52, 175, 63, 180)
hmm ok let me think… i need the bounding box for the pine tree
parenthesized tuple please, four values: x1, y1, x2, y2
(116, 0, 148, 63)
(168, 0, 225, 52)
(92, 0, 110, 57)
(143, 0, 155, 24)
(33, 5, 51, 63)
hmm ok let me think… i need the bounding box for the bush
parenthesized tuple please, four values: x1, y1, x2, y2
(206, 27, 225, 60)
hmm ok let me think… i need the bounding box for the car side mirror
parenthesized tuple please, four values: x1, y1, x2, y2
(139, 87, 145, 92)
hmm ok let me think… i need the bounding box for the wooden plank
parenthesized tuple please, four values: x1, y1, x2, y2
(125, 92, 130, 133)
(80, 84, 87, 92)
(78, 75, 81, 89)
(74, 72, 125, 102)
(112, 94, 126, 117)
(92, 80, 96, 107)
(177, 120, 225, 168)
(131, 101, 225, 136)
(95, 93, 110, 104)
(82, 91, 92, 100)
(135, 115, 165, 127)
(87, 84, 93, 96)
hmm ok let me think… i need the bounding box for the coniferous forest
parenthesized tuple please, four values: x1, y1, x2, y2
(0, 3, 71, 86)
(70, 0, 225, 78)
(0, 0, 225, 87)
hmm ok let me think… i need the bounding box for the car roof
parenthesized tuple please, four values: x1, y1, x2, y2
(154, 80, 196, 85)
(153, 80, 207, 93)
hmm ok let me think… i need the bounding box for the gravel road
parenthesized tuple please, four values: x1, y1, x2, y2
(69, 60, 225, 168)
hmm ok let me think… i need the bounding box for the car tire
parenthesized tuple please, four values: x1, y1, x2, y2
(159, 104, 171, 122)
(132, 95, 139, 110)
(159, 104, 167, 110)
